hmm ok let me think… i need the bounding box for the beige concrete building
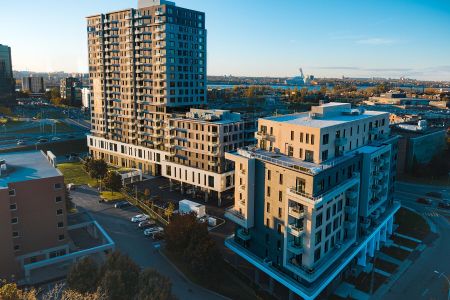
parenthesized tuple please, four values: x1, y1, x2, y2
(86, 0, 256, 204)
(225, 103, 400, 299)
(0, 151, 68, 281)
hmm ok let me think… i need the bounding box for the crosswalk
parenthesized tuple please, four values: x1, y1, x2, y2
(422, 211, 441, 217)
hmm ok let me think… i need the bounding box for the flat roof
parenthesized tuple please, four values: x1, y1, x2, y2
(264, 110, 387, 128)
(0, 151, 61, 188)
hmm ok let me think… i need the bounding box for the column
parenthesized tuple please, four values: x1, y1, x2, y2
(180, 182, 185, 194)
(387, 217, 393, 235)
(380, 225, 387, 242)
(375, 231, 381, 250)
(205, 190, 209, 203)
(357, 245, 367, 267)
(218, 192, 222, 207)
(368, 238, 375, 257)
(169, 179, 173, 192)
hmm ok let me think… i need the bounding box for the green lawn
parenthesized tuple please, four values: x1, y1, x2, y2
(164, 250, 259, 300)
(57, 162, 98, 187)
(395, 207, 430, 240)
(100, 191, 124, 202)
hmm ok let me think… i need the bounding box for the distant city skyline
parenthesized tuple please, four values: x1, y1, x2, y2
(1, 0, 450, 80)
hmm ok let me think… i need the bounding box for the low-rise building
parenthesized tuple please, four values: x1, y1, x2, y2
(224, 102, 399, 299)
(391, 121, 447, 174)
(0, 151, 68, 281)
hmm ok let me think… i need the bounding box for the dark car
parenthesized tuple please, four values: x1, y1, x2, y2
(153, 232, 165, 241)
(438, 201, 450, 209)
(138, 220, 156, 229)
(426, 192, 443, 199)
(37, 138, 48, 143)
(114, 201, 131, 208)
(416, 197, 432, 205)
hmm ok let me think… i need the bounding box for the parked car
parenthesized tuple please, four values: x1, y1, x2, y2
(144, 227, 163, 236)
(17, 140, 25, 145)
(114, 201, 131, 208)
(416, 197, 432, 205)
(426, 192, 442, 199)
(152, 232, 165, 241)
(131, 214, 149, 223)
(438, 201, 450, 209)
(138, 220, 156, 229)
(37, 138, 48, 143)
(51, 137, 61, 141)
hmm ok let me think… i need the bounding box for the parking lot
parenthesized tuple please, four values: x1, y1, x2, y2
(70, 185, 226, 300)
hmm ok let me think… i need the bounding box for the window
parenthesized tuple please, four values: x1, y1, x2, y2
(338, 200, 343, 212)
(324, 240, 329, 253)
(58, 235, 65, 241)
(316, 213, 323, 227)
(277, 223, 282, 234)
(57, 209, 63, 215)
(54, 183, 62, 189)
(326, 223, 332, 237)
(267, 186, 271, 197)
(306, 133, 310, 144)
(323, 134, 329, 145)
(12, 231, 19, 238)
(322, 150, 328, 161)
(266, 218, 270, 227)
(287, 146, 293, 157)
(55, 196, 62, 203)
(11, 217, 18, 224)
(311, 134, 315, 145)
(57, 222, 64, 228)
(267, 170, 271, 180)
(8, 189, 16, 196)
(326, 207, 331, 220)
(300, 133, 304, 143)
(279, 174, 283, 185)
(278, 207, 282, 218)
(305, 150, 314, 162)
(315, 230, 322, 245)
(314, 248, 321, 262)
(266, 202, 270, 213)
(14, 245, 20, 251)
(278, 191, 283, 202)
(296, 177, 306, 193)
(10, 203, 17, 210)
(290, 131, 294, 140)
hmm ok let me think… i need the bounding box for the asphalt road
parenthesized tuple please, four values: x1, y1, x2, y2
(382, 182, 450, 300)
(70, 186, 226, 300)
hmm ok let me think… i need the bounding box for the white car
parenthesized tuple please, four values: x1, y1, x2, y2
(144, 227, 163, 236)
(131, 214, 149, 223)
(52, 137, 61, 141)
(17, 140, 25, 145)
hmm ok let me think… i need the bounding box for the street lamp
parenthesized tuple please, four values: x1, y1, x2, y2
(434, 270, 450, 300)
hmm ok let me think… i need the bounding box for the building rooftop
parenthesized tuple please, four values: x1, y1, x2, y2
(0, 151, 62, 188)
(264, 103, 387, 128)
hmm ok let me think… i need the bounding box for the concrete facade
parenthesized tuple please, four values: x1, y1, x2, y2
(225, 103, 400, 299)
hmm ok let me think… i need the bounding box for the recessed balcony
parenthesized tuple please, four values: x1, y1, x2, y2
(236, 228, 251, 241)
(287, 224, 304, 237)
(287, 241, 304, 255)
(288, 206, 305, 219)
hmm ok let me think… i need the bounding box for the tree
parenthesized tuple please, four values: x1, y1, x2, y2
(136, 269, 175, 300)
(99, 251, 140, 299)
(144, 188, 151, 199)
(165, 213, 221, 278)
(0, 280, 37, 300)
(66, 257, 99, 294)
(89, 159, 108, 190)
(164, 202, 175, 221)
(83, 156, 93, 173)
(103, 171, 123, 195)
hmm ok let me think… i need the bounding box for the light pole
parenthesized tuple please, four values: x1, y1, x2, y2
(434, 270, 450, 300)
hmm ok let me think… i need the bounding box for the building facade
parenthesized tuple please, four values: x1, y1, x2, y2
(60, 77, 83, 106)
(0, 44, 14, 103)
(86, 0, 256, 203)
(22, 76, 45, 94)
(225, 103, 400, 299)
(0, 151, 68, 281)
(81, 87, 91, 109)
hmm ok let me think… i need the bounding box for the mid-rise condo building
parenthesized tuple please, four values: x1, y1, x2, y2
(86, 0, 256, 204)
(225, 102, 400, 299)
(22, 76, 45, 95)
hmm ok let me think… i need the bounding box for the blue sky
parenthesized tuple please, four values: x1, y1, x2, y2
(1, 0, 449, 80)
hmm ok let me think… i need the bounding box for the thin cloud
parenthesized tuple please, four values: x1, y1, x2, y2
(356, 38, 395, 45)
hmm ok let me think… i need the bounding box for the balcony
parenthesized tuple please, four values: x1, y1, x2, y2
(287, 241, 304, 255)
(288, 206, 305, 219)
(236, 228, 251, 241)
(208, 131, 219, 137)
(287, 224, 304, 237)
(225, 208, 250, 229)
(335, 137, 347, 147)
(256, 131, 274, 141)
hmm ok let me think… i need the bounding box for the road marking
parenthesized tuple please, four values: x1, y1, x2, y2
(421, 288, 429, 297)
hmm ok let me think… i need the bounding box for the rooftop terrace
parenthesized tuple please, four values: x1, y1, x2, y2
(0, 151, 62, 188)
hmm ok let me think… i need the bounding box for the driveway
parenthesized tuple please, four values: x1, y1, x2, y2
(70, 186, 226, 300)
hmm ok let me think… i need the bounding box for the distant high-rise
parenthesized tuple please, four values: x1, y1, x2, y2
(60, 77, 82, 106)
(0, 44, 14, 103)
(22, 76, 45, 94)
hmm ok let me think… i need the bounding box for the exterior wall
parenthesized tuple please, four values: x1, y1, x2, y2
(21, 77, 45, 94)
(406, 130, 447, 170)
(0, 174, 68, 279)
